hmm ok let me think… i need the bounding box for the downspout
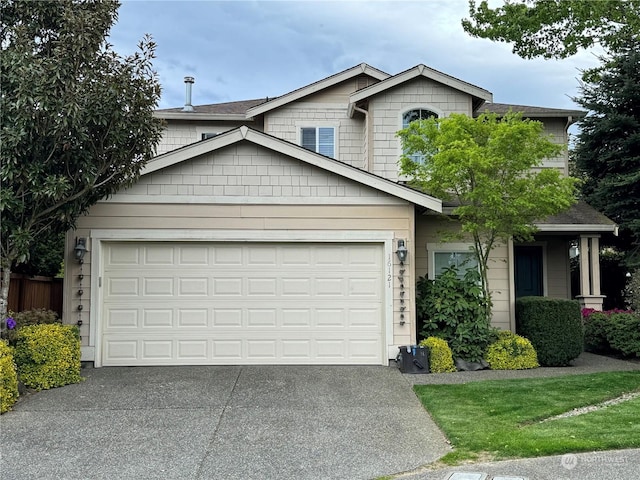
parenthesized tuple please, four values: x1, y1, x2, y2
(353, 105, 371, 172)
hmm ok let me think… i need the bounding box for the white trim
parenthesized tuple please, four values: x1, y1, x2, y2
(88, 229, 395, 367)
(535, 223, 617, 233)
(102, 195, 408, 205)
(295, 121, 340, 159)
(507, 237, 516, 332)
(246, 63, 390, 117)
(350, 64, 493, 105)
(397, 105, 445, 180)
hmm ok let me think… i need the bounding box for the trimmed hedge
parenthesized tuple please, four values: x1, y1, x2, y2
(0, 340, 19, 413)
(583, 312, 613, 353)
(486, 330, 539, 370)
(4, 308, 59, 345)
(419, 337, 456, 373)
(606, 313, 640, 357)
(516, 297, 583, 366)
(14, 324, 82, 390)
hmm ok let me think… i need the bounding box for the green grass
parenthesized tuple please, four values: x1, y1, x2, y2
(414, 371, 640, 463)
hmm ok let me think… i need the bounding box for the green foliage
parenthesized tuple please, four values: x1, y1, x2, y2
(398, 112, 577, 318)
(574, 39, 640, 267)
(462, 0, 640, 59)
(516, 297, 583, 366)
(0, 340, 19, 414)
(14, 324, 82, 390)
(583, 312, 612, 354)
(0, 0, 163, 320)
(417, 266, 496, 362)
(606, 313, 640, 357)
(3, 308, 59, 345)
(626, 269, 640, 311)
(11, 232, 65, 277)
(419, 337, 456, 373)
(486, 330, 539, 370)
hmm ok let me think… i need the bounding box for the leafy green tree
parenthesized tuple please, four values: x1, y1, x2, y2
(0, 0, 163, 322)
(398, 112, 578, 321)
(573, 39, 640, 267)
(462, 0, 640, 59)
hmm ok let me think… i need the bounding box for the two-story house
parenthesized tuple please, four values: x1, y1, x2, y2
(63, 63, 615, 367)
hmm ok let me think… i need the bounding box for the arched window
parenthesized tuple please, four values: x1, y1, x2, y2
(402, 108, 438, 164)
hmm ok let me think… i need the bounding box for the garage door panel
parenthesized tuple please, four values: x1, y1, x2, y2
(102, 242, 384, 366)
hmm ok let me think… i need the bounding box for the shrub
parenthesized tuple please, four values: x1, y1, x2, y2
(625, 269, 640, 311)
(14, 324, 82, 390)
(486, 330, 539, 370)
(419, 337, 456, 373)
(583, 312, 613, 353)
(3, 309, 60, 345)
(0, 340, 19, 414)
(606, 313, 640, 357)
(417, 266, 497, 362)
(516, 297, 583, 366)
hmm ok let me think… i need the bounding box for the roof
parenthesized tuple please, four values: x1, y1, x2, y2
(154, 99, 267, 121)
(142, 125, 443, 212)
(349, 64, 493, 113)
(245, 63, 390, 117)
(476, 102, 586, 119)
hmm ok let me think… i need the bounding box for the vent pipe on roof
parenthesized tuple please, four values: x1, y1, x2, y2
(182, 76, 195, 112)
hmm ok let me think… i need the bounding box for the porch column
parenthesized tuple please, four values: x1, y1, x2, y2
(576, 234, 605, 310)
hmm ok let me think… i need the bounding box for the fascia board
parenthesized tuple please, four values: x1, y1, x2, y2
(154, 112, 250, 121)
(534, 223, 617, 233)
(245, 64, 390, 118)
(350, 65, 493, 104)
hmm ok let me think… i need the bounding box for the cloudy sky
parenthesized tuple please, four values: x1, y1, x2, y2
(108, 0, 603, 111)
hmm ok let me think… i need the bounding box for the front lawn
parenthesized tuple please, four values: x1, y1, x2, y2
(414, 371, 640, 463)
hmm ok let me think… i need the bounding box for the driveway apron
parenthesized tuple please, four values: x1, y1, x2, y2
(0, 365, 450, 479)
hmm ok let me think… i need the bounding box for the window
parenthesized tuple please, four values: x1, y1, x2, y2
(402, 108, 438, 164)
(201, 133, 218, 140)
(301, 127, 335, 158)
(433, 251, 478, 279)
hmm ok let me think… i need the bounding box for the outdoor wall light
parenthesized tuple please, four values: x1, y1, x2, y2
(74, 237, 87, 263)
(396, 239, 408, 263)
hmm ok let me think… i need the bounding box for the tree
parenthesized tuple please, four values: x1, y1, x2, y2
(573, 38, 640, 267)
(462, 0, 640, 59)
(398, 112, 578, 320)
(0, 0, 163, 322)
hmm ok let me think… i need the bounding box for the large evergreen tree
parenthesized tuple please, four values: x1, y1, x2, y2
(574, 39, 640, 266)
(0, 0, 164, 322)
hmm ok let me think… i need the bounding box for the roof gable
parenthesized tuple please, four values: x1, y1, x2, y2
(143, 126, 442, 212)
(349, 64, 492, 114)
(245, 63, 390, 118)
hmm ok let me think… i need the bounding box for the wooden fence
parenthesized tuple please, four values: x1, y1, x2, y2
(6, 274, 64, 318)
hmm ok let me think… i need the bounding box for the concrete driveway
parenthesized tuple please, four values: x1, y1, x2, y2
(0, 365, 450, 479)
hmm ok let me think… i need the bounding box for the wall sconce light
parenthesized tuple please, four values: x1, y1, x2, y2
(74, 237, 87, 263)
(396, 239, 408, 263)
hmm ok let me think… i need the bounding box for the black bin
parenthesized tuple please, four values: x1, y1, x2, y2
(397, 346, 430, 374)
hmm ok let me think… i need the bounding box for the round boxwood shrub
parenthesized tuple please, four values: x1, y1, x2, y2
(419, 337, 456, 373)
(486, 330, 539, 370)
(0, 340, 19, 413)
(516, 297, 583, 366)
(14, 324, 82, 390)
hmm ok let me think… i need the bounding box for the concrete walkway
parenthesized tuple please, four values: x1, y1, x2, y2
(0, 365, 450, 480)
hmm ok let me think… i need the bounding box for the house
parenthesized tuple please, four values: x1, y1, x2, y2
(63, 63, 616, 367)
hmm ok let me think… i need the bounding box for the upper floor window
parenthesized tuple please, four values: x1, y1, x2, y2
(301, 127, 335, 158)
(201, 132, 218, 140)
(402, 108, 438, 164)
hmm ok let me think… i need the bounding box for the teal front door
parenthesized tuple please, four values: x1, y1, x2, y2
(515, 246, 544, 298)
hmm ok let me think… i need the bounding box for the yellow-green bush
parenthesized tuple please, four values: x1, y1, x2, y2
(419, 337, 456, 373)
(14, 324, 82, 390)
(486, 330, 539, 370)
(1, 340, 19, 413)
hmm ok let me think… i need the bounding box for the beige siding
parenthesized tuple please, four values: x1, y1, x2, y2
(540, 235, 571, 299)
(369, 78, 474, 181)
(156, 119, 263, 155)
(114, 143, 394, 202)
(538, 117, 569, 175)
(415, 214, 512, 330)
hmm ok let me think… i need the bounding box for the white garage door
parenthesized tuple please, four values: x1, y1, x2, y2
(101, 242, 384, 366)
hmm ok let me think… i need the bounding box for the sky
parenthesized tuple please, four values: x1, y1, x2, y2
(108, 0, 603, 111)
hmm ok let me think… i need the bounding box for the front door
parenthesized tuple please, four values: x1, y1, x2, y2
(515, 246, 544, 298)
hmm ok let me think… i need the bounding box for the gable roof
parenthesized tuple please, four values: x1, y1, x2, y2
(349, 64, 493, 114)
(143, 125, 442, 212)
(244, 63, 391, 118)
(154, 99, 267, 121)
(476, 102, 586, 119)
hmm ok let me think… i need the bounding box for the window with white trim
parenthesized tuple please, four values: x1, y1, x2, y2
(300, 127, 335, 158)
(428, 243, 478, 279)
(402, 108, 438, 164)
